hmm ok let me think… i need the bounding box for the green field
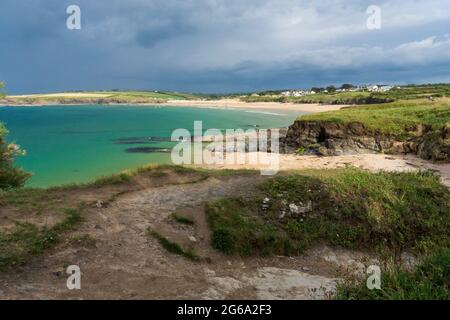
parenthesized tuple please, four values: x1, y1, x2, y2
(3, 90, 199, 104)
(299, 98, 450, 139)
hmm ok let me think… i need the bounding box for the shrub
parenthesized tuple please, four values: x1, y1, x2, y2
(0, 123, 31, 189)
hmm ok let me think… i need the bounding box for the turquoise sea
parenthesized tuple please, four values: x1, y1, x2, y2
(0, 105, 301, 187)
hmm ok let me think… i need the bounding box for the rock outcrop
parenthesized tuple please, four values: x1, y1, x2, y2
(282, 120, 450, 162)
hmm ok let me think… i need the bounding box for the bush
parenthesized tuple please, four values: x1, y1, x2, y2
(0, 123, 31, 189)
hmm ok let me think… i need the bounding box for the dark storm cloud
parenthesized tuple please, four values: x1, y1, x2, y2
(0, 0, 449, 94)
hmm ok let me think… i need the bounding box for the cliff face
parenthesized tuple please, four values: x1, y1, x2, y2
(283, 120, 450, 161)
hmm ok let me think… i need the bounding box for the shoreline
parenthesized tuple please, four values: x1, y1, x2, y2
(0, 98, 346, 113)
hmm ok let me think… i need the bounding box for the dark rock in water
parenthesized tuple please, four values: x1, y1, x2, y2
(112, 136, 172, 144)
(125, 147, 172, 153)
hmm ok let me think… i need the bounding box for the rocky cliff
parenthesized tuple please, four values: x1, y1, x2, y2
(283, 120, 450, 161)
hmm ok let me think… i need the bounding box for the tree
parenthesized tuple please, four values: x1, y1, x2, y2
(0, 82, 30, 189)
(311, 87, 324, 93)
(340, 83, 355, 90)
(0, 124, 30, 189)
(326, 85, 337, 93)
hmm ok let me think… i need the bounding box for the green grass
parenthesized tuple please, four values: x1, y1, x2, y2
(0, 164, 233, 271)
(0, 188, 52, 208)
(336, 247, 450, 300)
(240, 84, 450, 105)
(5, 90, 199, 104)
(97, 90, 199, 101)
(68, 234, 97, 248)
(0, 208, 82, 270)
(378, 84, 450, 100)
(171, 212, 194, 225)
(148, 229, 200, 261)
(206, 169, 450, 257)
(242, 91, 391, 105)
(299, 98, 450, 139)
(53, 164, 209, 190)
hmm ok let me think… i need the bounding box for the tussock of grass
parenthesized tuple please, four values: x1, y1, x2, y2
(206, 169, 450, 257)
(0, 188, 53, 209)
(207, 198, 292, 256)
(53, 164, 207, 189)
(68, 234, 97, 248)
(336, 247, 450, 300)
(0, 208, 82, 270)
(171, 213, 194, 225)
(148, 229, 199, 261)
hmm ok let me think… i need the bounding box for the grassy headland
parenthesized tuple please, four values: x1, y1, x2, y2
(1, 90, 200, 105)
(299, 98, 450, 139)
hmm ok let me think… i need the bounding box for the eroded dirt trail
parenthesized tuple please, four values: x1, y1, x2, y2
(0, 175, 369, 300)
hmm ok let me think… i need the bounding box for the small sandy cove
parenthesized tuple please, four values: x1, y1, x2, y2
(163, 98, 344, 113)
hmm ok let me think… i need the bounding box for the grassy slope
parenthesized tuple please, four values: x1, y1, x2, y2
(240, 84, 450, 105)
(0, 165, 258, 270)
(2, 165, 450, 298)
(336, 247, 450, 300)
(207, 169, 450, 258)
(206, 168, 450, 299)
(298, 98, 450, 139)
(242, 91, 380, 104)
(4, 90, 199, 104)
(0, 207, 82, 269)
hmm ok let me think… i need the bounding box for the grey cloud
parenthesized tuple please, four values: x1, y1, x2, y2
(0, 0, 449, 94)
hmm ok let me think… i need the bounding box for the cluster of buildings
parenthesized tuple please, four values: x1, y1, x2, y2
(280, 90, 311, 97)
(278, 85, 396, 97)
(366, 85, 395, 92)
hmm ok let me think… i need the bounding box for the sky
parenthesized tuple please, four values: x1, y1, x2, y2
(0, 0, 450, 94)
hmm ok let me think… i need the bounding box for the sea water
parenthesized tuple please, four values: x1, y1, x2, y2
(0, 105, 301, 187)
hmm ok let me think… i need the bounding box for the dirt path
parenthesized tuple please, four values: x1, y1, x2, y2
(0, 175, 371, 300)
(2, 153, 447, 300)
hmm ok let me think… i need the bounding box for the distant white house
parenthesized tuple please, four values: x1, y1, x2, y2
(281, 90, 306, 97)
(379, 86, 393, 92)
(367, 85, 393, 92)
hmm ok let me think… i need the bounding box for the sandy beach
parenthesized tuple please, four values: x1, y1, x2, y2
(163, 98, 345, 113)
(0, 97, 346, 114)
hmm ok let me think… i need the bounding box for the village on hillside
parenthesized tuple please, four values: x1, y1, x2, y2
(250, 84, 397, 98)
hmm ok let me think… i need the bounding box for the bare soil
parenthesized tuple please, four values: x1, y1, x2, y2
(0, 171, 373, 300)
